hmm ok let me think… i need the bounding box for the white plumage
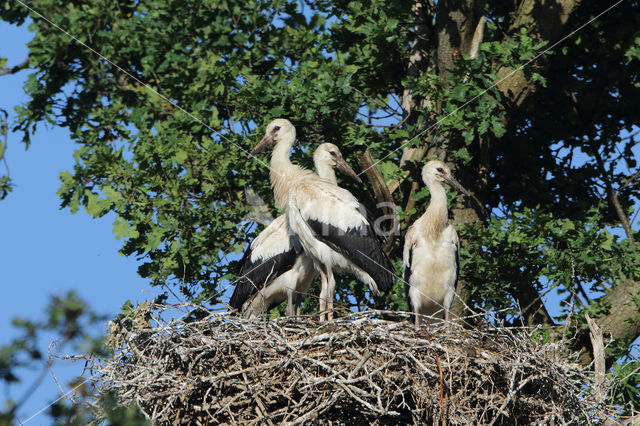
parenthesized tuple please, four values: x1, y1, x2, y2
(403, 160, 469, 327)
(229, 142, 361, 318)
(250, 118, 395, 321)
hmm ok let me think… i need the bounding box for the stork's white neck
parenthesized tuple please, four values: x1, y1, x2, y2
(269, 134, 313, 209)
(421, 178, 449, 240)
(315, 160, 337, 185)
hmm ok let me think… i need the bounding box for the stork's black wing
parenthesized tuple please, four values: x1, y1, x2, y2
(229, 246, 298, 310)
(229, 216, 301, 311)
(305, 218, 395, 293)
(404, 244, 414, 314)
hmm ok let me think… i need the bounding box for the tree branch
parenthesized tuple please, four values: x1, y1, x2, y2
(469, 15, 486, 60)
(496, 0, 581, 107)
(515, 284, 557, 328)
(0, 58, 29, 76)
(576, 278, 640, 367)
(593, 149, 634, 242)
(357, 149, 398, 253)
(585, 314, 606, 404)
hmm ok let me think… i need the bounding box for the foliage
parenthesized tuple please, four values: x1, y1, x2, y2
(1, 0, 640, 414)
(0, 108, 11, 200)
(94, 391, 149, 426)
(0, 292, 149, 425)
(461, 207, 639, 320)
(0, 292, 103, 424)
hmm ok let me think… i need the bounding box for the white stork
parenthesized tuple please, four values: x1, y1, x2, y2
(229, 143, 362, 318)
(403, 160, 469, 328)
(251, 118, 395, 320)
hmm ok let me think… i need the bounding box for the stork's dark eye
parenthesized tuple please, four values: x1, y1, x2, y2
(436, 167, 444, 173)
(273, 126, 281, 132)
(329, 150, 337, 156)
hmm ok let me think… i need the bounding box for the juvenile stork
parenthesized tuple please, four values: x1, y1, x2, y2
(251, 118, 395, 320)
(229, 143, 362, 318)
(403, 160, 469, 328)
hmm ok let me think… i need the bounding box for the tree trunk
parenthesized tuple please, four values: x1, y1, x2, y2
(434, 0, 582, 322)
(496, 0, 582, 107)
(576, 278, 640, 367)
(432, 0, 486, 317)
(398, 1, 637, 365)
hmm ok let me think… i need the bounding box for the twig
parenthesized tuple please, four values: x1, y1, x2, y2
(86, 305, 617, 424)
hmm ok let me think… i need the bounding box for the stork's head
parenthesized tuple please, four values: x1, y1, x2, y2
(422, 160, 470, 196)
(314, 143, 362, 183)
(250, 118, 296, 156)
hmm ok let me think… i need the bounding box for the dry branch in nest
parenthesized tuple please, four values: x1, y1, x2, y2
(89, 305, 615, 425)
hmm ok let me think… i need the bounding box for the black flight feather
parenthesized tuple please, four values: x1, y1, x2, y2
(454, 243, 460, 291)
(305, 218, 395, 293)
(404, 245, 414, 314)
(229, 242, 299, 311)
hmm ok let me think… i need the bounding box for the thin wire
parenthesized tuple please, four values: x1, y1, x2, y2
(18, 378, 89, 425)
(359, 0, 625, 176)
(14, 0, 274, 173)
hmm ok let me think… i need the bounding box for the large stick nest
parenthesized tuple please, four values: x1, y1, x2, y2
(90, 305, 614, 425)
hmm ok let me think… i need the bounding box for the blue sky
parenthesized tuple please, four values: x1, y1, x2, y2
(0, 21, 160, 424)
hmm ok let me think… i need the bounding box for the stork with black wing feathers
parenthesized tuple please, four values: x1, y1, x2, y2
(250, 119, 395, 320)
(229, 142, 361, 318)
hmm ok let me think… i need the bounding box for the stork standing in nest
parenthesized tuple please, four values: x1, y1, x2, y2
(251, 118, 395, 320)
(403, 160, 470, 328)
(229, 143, 361, 318)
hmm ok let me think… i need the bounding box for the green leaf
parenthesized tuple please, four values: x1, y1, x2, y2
(453, 147, 472, 163)
(491, 118, 506, 138)
(462, 129, 474, 144)
(600, 230, 614, 251)
(450, 84, 467, 102)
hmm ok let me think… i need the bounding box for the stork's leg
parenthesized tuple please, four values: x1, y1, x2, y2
(293, 287, 303, 316)
(415, 312, 421, 330)
(326, 267, 336, 321)
(443, 289, 455, 325)
(318, 267, 328, 321)
(286, 291, 294, 317)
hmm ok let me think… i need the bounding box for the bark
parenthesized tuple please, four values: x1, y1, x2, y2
(594, 149, 634, 241)
(468, 16, 485, 60)
(357, 149, 398, 253)
(432, 0, 486, 317)
(434, 0, 485, 77)
(496, 0, 582, 107)
(585, 314, 606, 404)
(577, 279, 640, 367)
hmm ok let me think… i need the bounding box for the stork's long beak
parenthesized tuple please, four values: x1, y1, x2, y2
(249, 134, 273, 158)
(443, 175, 470, 196)
(336, 158, 362, 183)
